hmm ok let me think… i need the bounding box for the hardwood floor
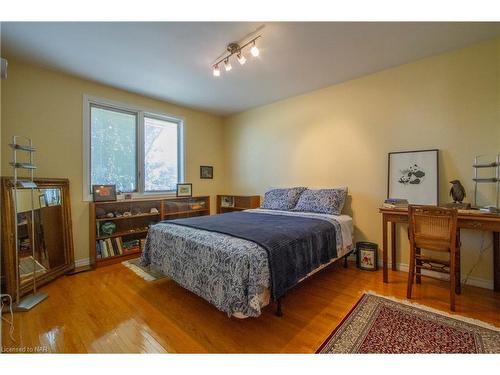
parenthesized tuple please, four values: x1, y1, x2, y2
(2, 260, 500, 353)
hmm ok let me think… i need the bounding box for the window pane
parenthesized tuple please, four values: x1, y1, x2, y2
(90, 105, 137, 192)
(144, 117, 179, 191)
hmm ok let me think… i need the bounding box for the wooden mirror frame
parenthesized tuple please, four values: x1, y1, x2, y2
(1, 177, 75, 297)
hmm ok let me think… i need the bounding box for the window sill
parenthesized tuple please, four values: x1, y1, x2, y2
(83, 191, 177, 203)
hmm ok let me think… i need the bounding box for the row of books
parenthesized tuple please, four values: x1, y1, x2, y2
(96, 237, 146, 259)
(382, 198, 408, 209)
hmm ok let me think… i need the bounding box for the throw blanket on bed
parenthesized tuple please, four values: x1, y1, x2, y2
(165, 211, 338, 301)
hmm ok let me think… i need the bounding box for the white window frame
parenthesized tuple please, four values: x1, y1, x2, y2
(82, 95, 185, 201)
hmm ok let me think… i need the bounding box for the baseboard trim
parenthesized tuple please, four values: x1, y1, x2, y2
(378, 260, 493, 290)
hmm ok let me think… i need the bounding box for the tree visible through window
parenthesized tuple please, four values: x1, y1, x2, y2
(88, 100, 183, 196)
(90, 105, 137, 192)
(144, 116, 179, 191)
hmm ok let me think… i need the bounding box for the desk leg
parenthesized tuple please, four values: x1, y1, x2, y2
(383, 215, 388, 283)
(391, 222, 397, 271)
(455, 229, 461, 295)
(494, 232, 500, 292)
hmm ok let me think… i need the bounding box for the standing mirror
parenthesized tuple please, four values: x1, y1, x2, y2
(1, 177, 75, 299)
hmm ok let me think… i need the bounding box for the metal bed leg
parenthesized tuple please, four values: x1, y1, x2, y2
(343, 254, 349, 268)
(275, 298, 283, 317)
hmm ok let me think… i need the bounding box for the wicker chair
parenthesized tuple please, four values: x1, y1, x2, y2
(407, 205, 460, 311)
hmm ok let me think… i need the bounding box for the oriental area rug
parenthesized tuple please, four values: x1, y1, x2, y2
(317, 293, 500, 353)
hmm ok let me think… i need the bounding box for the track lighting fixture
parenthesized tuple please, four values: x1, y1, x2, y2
(211, 35, 262, 78)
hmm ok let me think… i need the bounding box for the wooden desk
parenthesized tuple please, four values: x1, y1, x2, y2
(379, 207, 500, 292)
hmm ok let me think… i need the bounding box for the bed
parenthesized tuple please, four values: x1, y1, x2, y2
(140, 207, 353, 318)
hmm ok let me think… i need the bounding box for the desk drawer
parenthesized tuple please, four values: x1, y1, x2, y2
(458, 219, 500, 232)
(384, 214, 408, 223)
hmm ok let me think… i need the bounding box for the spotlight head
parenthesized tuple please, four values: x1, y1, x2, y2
(250, 41, 259, 57)
(224, 59, 232, 72)
(237, 53, 246, 65)
(213, 65, 220, 77)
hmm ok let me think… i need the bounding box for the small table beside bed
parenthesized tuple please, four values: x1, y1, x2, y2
(140, 187, 353, 318)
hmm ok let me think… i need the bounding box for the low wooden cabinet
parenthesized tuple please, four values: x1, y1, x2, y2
(90, 196, 210, 267)
(216, 195, 260, 214)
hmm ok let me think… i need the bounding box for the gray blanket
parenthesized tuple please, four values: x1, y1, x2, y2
(166, 211, 338, 301)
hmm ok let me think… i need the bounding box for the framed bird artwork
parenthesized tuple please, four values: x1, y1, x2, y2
(387, 149, 439, 205)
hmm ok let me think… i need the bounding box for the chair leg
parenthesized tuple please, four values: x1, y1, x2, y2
(407, 244, 416, 299)
(415, 247, 422, 284)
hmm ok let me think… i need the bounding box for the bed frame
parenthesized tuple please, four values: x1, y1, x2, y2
(274, 250, 353, 317)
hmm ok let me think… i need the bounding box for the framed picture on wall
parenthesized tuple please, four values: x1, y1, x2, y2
(388, 149, 439, 205)
(200, 166, 213, 179)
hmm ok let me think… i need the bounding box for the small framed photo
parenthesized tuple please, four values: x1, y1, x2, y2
(388, 149, 439, 205)
(92, 184, 117, 202)
(200, 166, 213, 179)
(176, 183, 192, 197)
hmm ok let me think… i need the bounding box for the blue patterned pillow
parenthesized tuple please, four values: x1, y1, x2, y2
(261, 187, 307, 210)
(292, 188, 347, 215)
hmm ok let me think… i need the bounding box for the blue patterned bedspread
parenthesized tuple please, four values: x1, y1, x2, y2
(165, 211, 337, 301)
(140, 210, 345, 317)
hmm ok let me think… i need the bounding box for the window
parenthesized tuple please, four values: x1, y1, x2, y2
(90, 105, 138, 192)
(144, 116, 180, 192)
(84, 96, 183, 199)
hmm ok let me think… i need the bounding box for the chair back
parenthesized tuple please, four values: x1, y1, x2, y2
(408, 205, 458, 252)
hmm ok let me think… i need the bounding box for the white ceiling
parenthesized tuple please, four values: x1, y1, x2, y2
(2, 22, 500, 116)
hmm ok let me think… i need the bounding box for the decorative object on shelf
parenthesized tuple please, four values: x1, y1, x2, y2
(123, 211, 132, 217)
(105, 212, 115, 218)
(216, 195, 260, 214)
(200, 165, 214, 179)
(92, 184, 117, 202)
(356, 242, 378, 271)
(96, 207, 106, 218)
(388, 149, 439, 205)
(150, 207, 159, 214)
(124, 193, 133, 200)
(221, 195, 235, 208)
(473, 154, 499, 210)
(445, 180, 471, 209)
(100, 221, 116, 236)
(131, 207, 143, 215)
(176, 183, 193, 197)
(211, 26, 264, 78)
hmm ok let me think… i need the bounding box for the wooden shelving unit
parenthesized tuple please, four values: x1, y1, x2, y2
(90, 196, 210, 267)
(216, 195, 260, 214)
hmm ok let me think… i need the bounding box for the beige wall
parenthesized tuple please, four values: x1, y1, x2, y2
(1, 61, 226, 262)
(224, 38, 500, 287)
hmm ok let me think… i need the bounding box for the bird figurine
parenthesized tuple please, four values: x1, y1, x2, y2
(449, 180, 466, 203)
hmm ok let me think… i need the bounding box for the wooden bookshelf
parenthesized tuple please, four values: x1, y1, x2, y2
(90, 196, 210, 267)
(216, 195, 260, 214)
